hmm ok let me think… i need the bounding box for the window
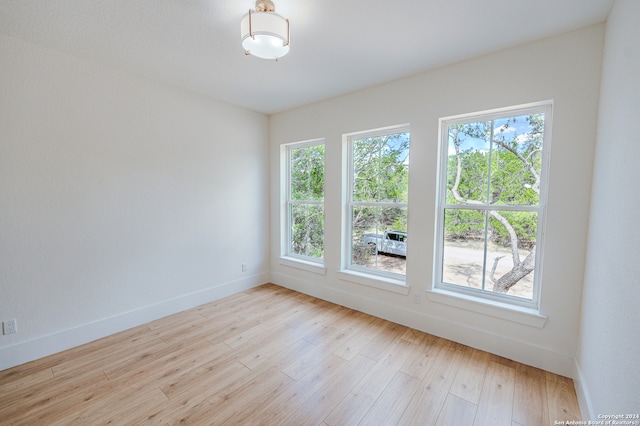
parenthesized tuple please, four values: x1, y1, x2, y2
(434, 103, 551, 308)
(345, 126, 410, 279)
(283, 140, 325, 264)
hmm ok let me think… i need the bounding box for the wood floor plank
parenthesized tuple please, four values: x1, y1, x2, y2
(331, 315, 386, 361)
(206, 368, 296, 425)
(401, 326, 431, 344)
(234, 286, 306, 323)
(449, 346, 491, 404)
(513, 363, 550, 426)
(0, 283, 582, 425)
(188, 289, 252, 317)
(282, 338, 342, 381)
(359, 318, 408, 361)
(474, 360, 516, 426)
(50, 332, 164, 378)
(0, 323, 152, 384)
(435, 393, 478, 426)
(141, 394, 224, 425)
(202, 330, 316, 424)
(223, 319, 289, 349)
(313, 310, 367, 351)
(14, 339, 220, 425)
(236, 326, 308, 370)
(102, 337, 184, 380)
(11, 371, 124, 425)
(201, 315, 266, 346)
(48, 386, 169, 425)
(0, 369, 109, 422)
(399, 334, 448, 381)
(280, 354, 376, 426)
(284, 298, 335, 328)
(284, 316, 382, 380)
(107, 339, 220, 384)
(160, 357, 248, 401)
(324, 338, 416, 425)
(241, 353, 347, 424)
(546, 372, 582, 422)
(359, 371, 422, 425)
(144, 361, 249, 424)
(398, 342, 462, 426)
(144, 307, 207, 332)
(153, 312, 239, 345)
(297, 306, 353, 345)
(0, 366, 53, 395)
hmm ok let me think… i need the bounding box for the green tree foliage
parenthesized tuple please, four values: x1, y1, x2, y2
(291, 145, 324, 201)
(353, 134, 409, 203)
(290, 205, 324, 258)
(290, 145, 324, 258)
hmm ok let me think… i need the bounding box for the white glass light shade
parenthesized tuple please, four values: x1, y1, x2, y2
(241, 10, 290, 60)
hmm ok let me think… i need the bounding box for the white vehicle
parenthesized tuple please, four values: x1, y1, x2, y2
(362, 230, 407, 257)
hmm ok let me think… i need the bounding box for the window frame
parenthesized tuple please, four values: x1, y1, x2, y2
(281, 139, 326, 270)
(433, 102, 553, 310)
(342, 124, 411, 285)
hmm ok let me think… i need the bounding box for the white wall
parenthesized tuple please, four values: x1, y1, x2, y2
(0, 34, 270, 370)
(270, 25, 605, 377)
(576, 0, 640, 417)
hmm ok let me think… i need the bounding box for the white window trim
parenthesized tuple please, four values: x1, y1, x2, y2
(433, 101, 553, 312)
(425, 288, 547, 328)
(278, 256, 327, 275)
(341, 124, 410, 288)
(337, 269, 410, 295)
(280, 138, 325, 270)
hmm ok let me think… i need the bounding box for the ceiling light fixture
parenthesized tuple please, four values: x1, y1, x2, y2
(241, 0, 290, 60)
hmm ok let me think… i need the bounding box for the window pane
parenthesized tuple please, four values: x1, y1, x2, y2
(351, 205, 378, 267)
(290, 204, 324, 258)
(353, 138, 379, 203)
(446, 123, 491, 205)
(485, 210, 537, 299)
(489, 114, 544, 206)
(291, 145, 324, 201)
(351, 205, 407, 275)
(353, 133, 410, 203)
(447, 114, 545, 207)
(442, 208, 536, 300)
(379, 133, 410, 203)
(442, 208, 486, 288)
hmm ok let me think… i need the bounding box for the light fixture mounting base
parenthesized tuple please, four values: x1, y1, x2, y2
(255, 0, 275, 12)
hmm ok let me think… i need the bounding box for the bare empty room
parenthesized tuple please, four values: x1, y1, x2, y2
(1, 0, 638, 424)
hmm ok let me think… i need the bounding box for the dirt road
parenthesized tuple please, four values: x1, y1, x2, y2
(362, 240, 533, 299)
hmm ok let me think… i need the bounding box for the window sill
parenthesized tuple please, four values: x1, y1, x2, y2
(425, 288, 547, 328)
(338, 269, 410, 295)
(278, 257, 327, 275)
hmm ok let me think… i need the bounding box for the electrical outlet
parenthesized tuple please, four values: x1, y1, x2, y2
(241, 263, 248, 272)
(3, 319, 17, 335)
(412, 294, 421, 304)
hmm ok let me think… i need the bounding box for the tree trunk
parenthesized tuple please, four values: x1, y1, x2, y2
(491, 249, 535, 293)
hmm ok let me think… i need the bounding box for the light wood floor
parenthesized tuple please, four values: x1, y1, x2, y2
(0, 283, 582, 425)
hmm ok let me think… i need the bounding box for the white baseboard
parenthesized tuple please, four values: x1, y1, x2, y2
(573, 358, 595, 420)
(272, 271, 576, 377)
(0, 273, 268, 371)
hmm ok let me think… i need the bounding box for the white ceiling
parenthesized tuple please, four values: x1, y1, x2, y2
(0, 0, 614, 114)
